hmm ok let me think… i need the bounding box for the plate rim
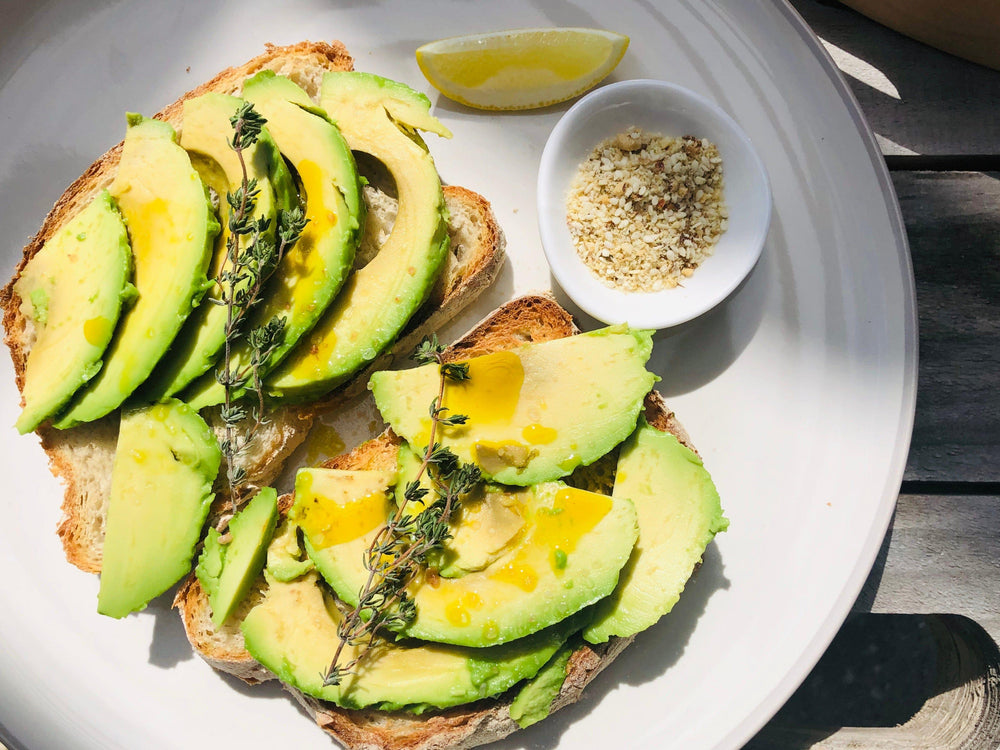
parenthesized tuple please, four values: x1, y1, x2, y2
(717, 1, 918, 747)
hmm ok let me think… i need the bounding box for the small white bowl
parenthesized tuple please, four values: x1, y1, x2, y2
(537, 79, 772, 329)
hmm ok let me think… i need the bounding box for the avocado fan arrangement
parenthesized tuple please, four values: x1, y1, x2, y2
(4, 43, 728, 748)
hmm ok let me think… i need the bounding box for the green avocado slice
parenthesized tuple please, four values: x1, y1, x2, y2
(14, 190, 133, 434)
(583, 417, 729, 643)
(509, 638, 577, 728)
(392, 443, 527, 578)
(139, 92, 296, 401)
(291, 466, 397, 601)
(264, 72, 451, 402)
(97, 399, 221, 618)
(196, 486, 279, 627)
(241, 571, 582, 711)
(370, 326, 657, 486)
(53, 115, 219, 429)
(295, 466, 638, 648)
(181, 72, 364, 409)
(265, 516, 314, 582)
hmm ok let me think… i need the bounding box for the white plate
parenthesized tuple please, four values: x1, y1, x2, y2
(0, 2, 915, 750)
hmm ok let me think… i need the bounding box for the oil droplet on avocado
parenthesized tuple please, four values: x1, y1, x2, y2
(296, 485, 390, 549)
(557, 452, 580, 472)
(286, 159, 336, 281)
(474, 440, 537, 474)
(522, 423, 557, 445)
(482, 619, 500, 642)
(290, 330, 339, 379)
(490, 554, 538, 592)
(83, 316, 112, 346)
(445, 591, 483, 626)
(444, 350, 524, 425)
(128, 197, 174, 260)
(149, 403, 173, 423)
(298, 159, 338, 237)
(534, 487, 612, 571)
(303, 421, 346, 466)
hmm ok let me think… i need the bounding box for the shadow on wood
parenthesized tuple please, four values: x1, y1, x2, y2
(747, 613, 1000, 749)
(789, 0, 1000, 155)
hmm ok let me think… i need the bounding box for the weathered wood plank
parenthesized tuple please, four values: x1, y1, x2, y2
(894, 171, 1000, 482)
(790, 0, 1000, 155)
(862, 494, 1000, 640)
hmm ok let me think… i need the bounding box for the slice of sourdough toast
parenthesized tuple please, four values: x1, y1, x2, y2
(174, 294, 697, 750)
(0, 42, 505, 574)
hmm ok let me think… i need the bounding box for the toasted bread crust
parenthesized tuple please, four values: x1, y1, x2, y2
(293, 635, 635, 750)
(176, 295, 691, 750)
(173, 575, 275, 685)
(3, 42, 505, 573)
(173, 493, 296, 684)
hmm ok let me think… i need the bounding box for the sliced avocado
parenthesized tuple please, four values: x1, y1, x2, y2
(370, 327, 657, 485)
(291, 466, 397, 598)
(300, 472, 638, 648)
(584, 418, 728, 643)
(53, 115, 219, 429)
(393, 443, 526, 577)
(196, 486, 279, 627)
(241, 571, 581, 711)
(181, 73, 364, 409)
(140, 93, 296, 401)
(509, 638, 577, 728)
(97, 399, 221, 618)
(14, 190, 133, 433)
(392, 441, 430, 510)
(265, 72, 451, 402)
(437, 487, 527, 577)
(265, 516, 314, 582)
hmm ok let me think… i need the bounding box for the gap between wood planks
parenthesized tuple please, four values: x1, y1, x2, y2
(900, 480, 1000, 496)
(887, 155, 1000, 171)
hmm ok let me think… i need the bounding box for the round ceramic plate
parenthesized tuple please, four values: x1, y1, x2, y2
(0, 2, 915, 749)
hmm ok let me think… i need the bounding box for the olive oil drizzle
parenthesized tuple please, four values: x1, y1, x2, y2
(322, 336, 481, 687)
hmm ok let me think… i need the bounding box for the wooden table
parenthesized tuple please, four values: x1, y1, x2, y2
(749, 2, 1000, 748)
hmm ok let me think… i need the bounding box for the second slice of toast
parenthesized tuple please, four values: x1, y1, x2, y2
(175, 294, 698, 750)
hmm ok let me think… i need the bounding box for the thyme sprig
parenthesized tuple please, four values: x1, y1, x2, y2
(322, 336, 481, 687)
(216, 102, 306, 515)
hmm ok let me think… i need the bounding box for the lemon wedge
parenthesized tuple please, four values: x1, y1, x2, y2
(416, 28, 629, 111)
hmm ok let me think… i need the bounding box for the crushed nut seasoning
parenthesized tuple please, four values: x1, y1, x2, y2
(566, 126, 728, 292)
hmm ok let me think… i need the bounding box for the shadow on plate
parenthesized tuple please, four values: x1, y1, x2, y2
(491, 542, 730, 750)
(142, 586, 196, 669)
(549, 233, 769, 397)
